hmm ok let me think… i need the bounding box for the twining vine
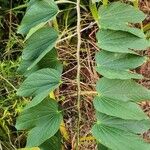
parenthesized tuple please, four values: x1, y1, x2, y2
(15, 0, 150, 150)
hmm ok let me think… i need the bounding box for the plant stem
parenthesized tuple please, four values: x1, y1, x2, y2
(103, 0, 108, 6)
(57, 22, 96, 43)
(71, 91, 97, 97)
(76, 0, 81, 149)
(133, 0, 138, 8)
(0, 75, 17, 91)
(53, 17, 59, 32)
(89, 1, 99, 22)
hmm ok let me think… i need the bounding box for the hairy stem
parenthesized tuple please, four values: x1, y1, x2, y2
(76, 0, 81, 149)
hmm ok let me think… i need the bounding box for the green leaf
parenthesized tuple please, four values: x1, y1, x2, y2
(17, 60, 38, 77)
(18, 49, 63, 77)
(96, 50, 145, 79)
(18, 0, 58, 35)
(96, 78, 150, 102)
(25, 89, 51, 109)
(21, 27, 58, 70)
(92, 124, 150, 150)
(96, 51, 146, 70)
(96, 112, 150, 134)
(17, 68, 61, 97)
(38, 49, 63, 73)
(98, 2, 146, 37)
(94, 96, 148, 120)
(39, 132, 62, 150)
(96, 66, 143, 79)
(96, 29, 150, 53)
(25, 22, 46, 41)
(17, 68, 61, 108)
(16, 98, 63, 147)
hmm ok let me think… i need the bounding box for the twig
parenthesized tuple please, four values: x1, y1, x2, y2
(57, 22, 96, 43)
(0, 75, 17, 91)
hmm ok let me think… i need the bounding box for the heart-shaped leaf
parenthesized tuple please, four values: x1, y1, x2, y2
(92, 124, 150, 150)
(17, 68, 61, 97)
(96, 50, 145, 79)
(17, 68, 61, 108)
(94, 96, 148, 120)
(18, 49, 63, 77)
(98, 2, 146, 37)
(96, 29, 150, 53)
(16, 98, 63, 147)
(96, 78, 150, 102)
(21, 27, 58, 70)
(18, 0, 58, 35)
(96, 112, 150, 134)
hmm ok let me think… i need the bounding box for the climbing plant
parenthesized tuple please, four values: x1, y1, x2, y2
(16, 0, 150, 149)
(92, 1, 150, 150)
(16, 0, 64, 148)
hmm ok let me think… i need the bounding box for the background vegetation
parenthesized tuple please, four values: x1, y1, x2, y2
(0, 0, 150, 149)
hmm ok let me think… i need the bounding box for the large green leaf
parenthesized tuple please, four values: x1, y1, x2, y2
(21, 27, 58, 70)
(96, 50, 145, 79)
(17, 68, 61, 108)
(38, 49, 62, 73)
(98, 2, 146, 37)
(92, 124, 150, 150)
(17, 68, 61, 97)
(96, 29, 150, 53)
(16, 98, 63, 147)
(94, 96, 148, 120)
(96, 112, 150, 134)
(17, 59, 38, 77)
(96, 51, 146, 70)
(18, 49, 63, 77)
(96, 78, 150, 102)
(18, 0, 58, 35)
(96, 66, 142, 79)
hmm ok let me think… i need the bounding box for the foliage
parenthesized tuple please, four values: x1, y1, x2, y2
(15, 0, 64, 148)
(2, 0, 150, 150)
(92, 1, 150, 150)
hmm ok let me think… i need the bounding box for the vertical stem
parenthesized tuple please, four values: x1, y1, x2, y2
(76, 0, 81, 149)
(53, 17, 59, 32)
(9, 0, 12, 39)
(103, 0, 108, 6)
(89, 1, 99, 22)
(133, 0, 138, 8)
